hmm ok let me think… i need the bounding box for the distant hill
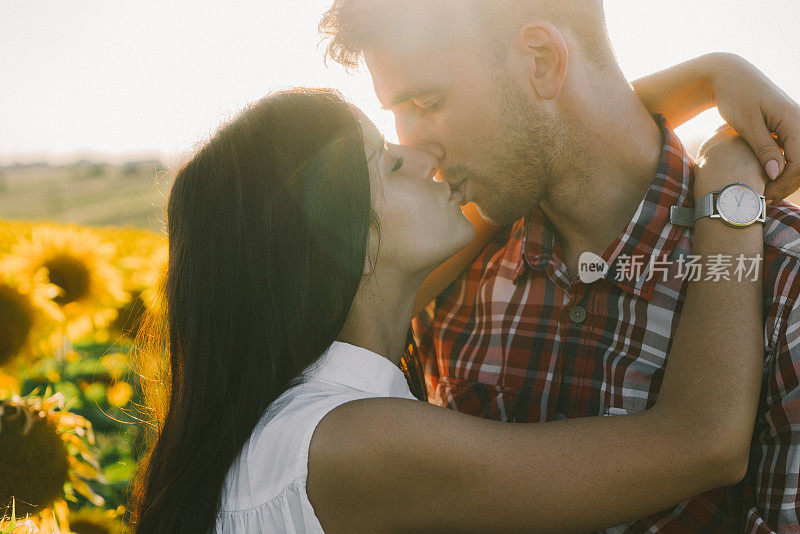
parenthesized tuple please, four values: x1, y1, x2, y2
(1, 157, 798, 232)
(0, 160, 172, 231)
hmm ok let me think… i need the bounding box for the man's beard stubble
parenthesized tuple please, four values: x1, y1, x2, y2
(469, 73, 568, 227)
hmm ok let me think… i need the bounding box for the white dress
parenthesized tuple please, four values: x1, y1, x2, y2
(214, 341, 419, 533)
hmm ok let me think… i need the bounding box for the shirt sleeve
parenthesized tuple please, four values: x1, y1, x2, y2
(744, 293, 800, 533)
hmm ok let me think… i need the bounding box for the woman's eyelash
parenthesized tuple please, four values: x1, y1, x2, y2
(391, 155, 404, 173)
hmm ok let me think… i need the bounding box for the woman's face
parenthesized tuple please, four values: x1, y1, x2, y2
(356, 109, 475, 277)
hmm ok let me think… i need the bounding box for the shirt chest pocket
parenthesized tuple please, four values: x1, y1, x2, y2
(598, 345, 665, 416)
(433, 377, 529, 422)
(600, 390, 652, 417)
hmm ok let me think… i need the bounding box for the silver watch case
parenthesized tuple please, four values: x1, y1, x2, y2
(670, 182, 766, 228)
(697, 182, 766, 228)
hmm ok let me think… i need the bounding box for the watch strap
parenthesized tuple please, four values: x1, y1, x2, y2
(669, 205, 696, 227)
(695, 192, 715, 220)
(669, 193, 714, 228)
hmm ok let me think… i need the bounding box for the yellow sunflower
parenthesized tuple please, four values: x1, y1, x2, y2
(0, 266, 62, 368)
(7, 227, 127, 341)
(105, 382, 133, 408)
(0, 498, 46, 533)
(101, 239, 166, 342)
(67, 505, 127, 534)
(0, 388, 106, 534)
(0, 497, 68, 534)
(137, 245, 167, 320)
(0, 220, 34, 257)
(0, 371, 20, 400)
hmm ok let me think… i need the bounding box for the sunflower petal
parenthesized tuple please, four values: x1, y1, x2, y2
(70, 478, 105, 506)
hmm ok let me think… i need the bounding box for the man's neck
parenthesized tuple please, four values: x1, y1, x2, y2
(538, 82, 664, 278)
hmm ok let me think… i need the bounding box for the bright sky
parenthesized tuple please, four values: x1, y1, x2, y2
(1, 0, 799, 164)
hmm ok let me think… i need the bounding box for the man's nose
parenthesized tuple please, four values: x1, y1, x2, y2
(396, 115, 444, 160)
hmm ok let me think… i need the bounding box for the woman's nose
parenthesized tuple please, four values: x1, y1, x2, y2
(422, 143, 445, 162)
(413, 152, 440, 181)
(414, 145, 444, 181)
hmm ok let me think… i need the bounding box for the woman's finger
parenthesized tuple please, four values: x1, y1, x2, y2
(734, 112, 786, 182)
(765, 116, 800, 201)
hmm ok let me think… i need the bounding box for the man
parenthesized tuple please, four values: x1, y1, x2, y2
(320, 1, 800, 531)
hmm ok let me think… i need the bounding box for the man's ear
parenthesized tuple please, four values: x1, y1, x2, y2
(516, 20, 568, 101)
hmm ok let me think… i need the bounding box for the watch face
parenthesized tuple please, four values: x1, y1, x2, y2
(717, 184, 762, 226)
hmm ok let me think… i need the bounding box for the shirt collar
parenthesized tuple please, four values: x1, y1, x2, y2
(513, 115, 694, 302)
(301, 340, 416, 399)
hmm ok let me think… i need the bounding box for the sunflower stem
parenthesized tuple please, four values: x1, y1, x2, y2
(54, 332, 71, 376)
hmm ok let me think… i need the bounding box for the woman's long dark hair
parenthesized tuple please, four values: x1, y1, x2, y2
(130, 88, 426, 533)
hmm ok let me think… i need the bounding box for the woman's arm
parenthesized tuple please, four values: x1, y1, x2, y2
(414, 52, 800, 317)
(632, 52, 800, 201)
(309, 133, 766, 533)
(630, 54, 716, 130)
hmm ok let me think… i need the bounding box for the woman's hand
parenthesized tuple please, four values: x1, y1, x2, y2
(694, 124, 769, 200)
(708, 53, 800, 202)
(632, 52, 800, 202)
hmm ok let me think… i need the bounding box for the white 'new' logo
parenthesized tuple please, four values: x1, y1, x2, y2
(578, 251, 609, 284)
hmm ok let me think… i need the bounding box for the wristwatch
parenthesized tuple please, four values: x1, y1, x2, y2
(670, 182, 766, 228)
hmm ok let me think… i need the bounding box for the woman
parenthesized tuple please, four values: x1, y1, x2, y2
(131, 57, 782, 533)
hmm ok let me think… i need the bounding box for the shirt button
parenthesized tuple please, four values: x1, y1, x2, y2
(568, 305, 587, 324)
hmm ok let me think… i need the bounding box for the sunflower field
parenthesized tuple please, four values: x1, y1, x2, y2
(0, 219, 167, 533)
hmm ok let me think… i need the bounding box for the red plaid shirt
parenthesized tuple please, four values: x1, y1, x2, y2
(411, 116, 800, 533)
